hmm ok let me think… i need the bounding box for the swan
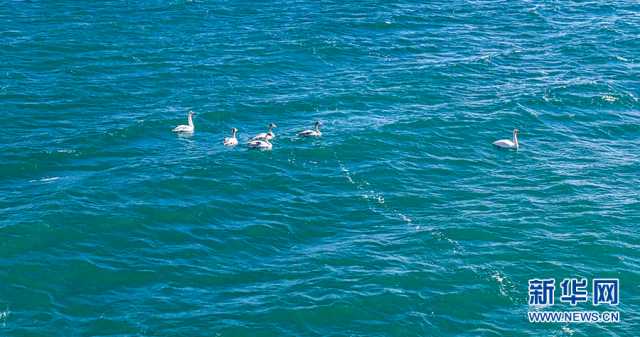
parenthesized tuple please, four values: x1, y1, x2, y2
(250, 123, 277, 141)
(247, 139, 272, 150)
(172, 111, 196, 133)
(298, 121, 322, 137)
(493, 129, 519, 149)
(223, 128, 238, 147)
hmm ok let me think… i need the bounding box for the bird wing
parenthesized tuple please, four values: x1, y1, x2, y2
(251, 133, 267, 140)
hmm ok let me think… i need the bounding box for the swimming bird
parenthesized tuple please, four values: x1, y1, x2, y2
(223, 128, 239, 147)
(172, 111, 196, 133)
(250, 123, 277, 141)
(298, 121, 322, 137)
(493, 129, 519, 150)
(247, 139, 272, 150)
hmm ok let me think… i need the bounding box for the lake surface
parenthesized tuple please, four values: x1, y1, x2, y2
(1, 1, 639, 336)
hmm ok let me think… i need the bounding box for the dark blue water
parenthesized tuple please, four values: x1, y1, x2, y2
(1, 1, 639, 336)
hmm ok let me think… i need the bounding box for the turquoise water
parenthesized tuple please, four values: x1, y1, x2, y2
(1, 0, 640, 336)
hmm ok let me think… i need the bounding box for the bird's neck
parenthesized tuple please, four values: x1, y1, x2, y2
(232, 130, 237, 138)
(188, 115, 193, 127)
(513, 133, 519, 148)
(315, 124, 320, 132)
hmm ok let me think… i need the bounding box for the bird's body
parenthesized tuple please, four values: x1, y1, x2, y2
(251, 131, 274, 141)
(247, 139, 272, 150)
(251, 123, 277, 141)
(172, 111, 195, 133)
(298, 121, 322, 137)
(493, 129, 519, 150)
(223, 128, 239, 147)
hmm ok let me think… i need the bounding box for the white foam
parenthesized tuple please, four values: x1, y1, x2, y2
(492, 272, 505, 284)
(30, 177, 59, 183)
(338, 162, 355, 184)
(0, 309, 9, 327)
(399, 213, 412, 224)
(561, 326, 575, 335)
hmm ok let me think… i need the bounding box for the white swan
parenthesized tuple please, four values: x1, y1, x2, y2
(298, 121, 322, 137)
(223, 128, 238, 147)
(247, 139, 272, 150)
(493, 129, 519, 149)
(250, 123, 277, 141)
(172, 111, 195, 133)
